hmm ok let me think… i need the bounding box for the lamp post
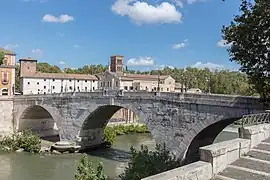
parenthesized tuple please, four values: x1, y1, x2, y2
(206, 76, 211, 94)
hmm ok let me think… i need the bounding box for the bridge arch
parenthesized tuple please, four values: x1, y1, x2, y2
(184, 116, 242, 164)
(17, 105, 60, 140)
(78, 104, 148, 149)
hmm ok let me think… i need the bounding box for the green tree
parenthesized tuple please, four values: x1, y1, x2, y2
(222, 0, 270, 102)
(0, 52, 5, 65)
(119, 144, 181, 180)
(75, 154, 107, 180)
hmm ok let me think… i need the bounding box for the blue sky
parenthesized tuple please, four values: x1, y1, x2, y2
(0, 0, 242, 71)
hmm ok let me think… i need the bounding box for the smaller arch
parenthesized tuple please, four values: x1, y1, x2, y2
(184, 117, 242, 164)
(18, 105, 60, 141)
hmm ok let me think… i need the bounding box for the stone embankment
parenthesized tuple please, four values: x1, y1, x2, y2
(142, 124, 270, 180)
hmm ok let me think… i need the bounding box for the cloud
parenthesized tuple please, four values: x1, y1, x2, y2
(172, 39, 188, 49)
(73, 44, 80, 48)
(127, 57, 155, 66)
(42, 14, 75, 23)
(172, 0, 205, 7)
(59, 61, 65, 65)
(3, 44, 19, 50)
(217, 39, 232, 48)
(192, 61, 224, 70)
(32, 48, 43, 56)
(111, 0, 182, 25)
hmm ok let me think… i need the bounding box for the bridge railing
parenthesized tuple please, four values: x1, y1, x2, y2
(239, 111, 270, 128)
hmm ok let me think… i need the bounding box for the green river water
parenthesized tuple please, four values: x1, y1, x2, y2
(0, 130, 238, 180)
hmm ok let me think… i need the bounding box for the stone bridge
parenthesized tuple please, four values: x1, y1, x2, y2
(12, 91, 267, 161)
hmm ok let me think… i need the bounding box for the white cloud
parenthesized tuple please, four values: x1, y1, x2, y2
(172, 39, 188, 49)
(111, 0, 182, 25)
(192, 61, 224, 70)
(59, 61, 65, 65)
(42, 14, 75, 23)
(32, 48, 43, 56)
(172, 0, 205, 7)
(3, 44, 19, 50)
(127, 57, 155, 66)
(73, 44, 80, 48)
(217, 39, 232, 48)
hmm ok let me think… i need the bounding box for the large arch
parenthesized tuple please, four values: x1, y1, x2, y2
(18, 105, 60, 141)
(184, 117, 242, 164)
(78, 105, 146, 150)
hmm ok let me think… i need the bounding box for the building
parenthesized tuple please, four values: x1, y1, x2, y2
(19, 58, 98, 95)
(0, 48, 16, 96)
(98, 55, 176, 92)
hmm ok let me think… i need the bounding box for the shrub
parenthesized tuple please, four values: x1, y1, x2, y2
(119, 143, 181, 180)
(75, 154, 107, 180)
(103, 124, 150, 146)
(0, 128, 41, 153)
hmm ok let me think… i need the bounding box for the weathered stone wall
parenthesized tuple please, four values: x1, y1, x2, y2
(0, 97, 14, 138)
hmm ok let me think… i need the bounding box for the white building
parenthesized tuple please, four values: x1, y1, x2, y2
(19, 58, 98, 95)
(97, 55, 176, 92)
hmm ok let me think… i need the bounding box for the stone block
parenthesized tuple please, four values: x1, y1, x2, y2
(239, 124, 270, 148)
(199, 138, 250, 175)
(141, 161, 212, 180)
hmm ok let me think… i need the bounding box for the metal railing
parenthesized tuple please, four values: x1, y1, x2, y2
(240, 111, 270, 128)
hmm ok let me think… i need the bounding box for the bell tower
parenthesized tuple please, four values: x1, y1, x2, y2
(110, 55, 124, 73)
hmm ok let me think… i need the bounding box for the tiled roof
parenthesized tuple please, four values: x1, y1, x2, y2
(21, 72, 98, 80)
(0, 48, 16, 55)
(108, 71, 170, 81)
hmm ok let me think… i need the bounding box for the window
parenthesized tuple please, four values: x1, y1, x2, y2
(93, 80, 95, 83)
(167, 88, 169, 91)
(44, 79, 46, 81)
(61, 86, 63, 92)
(44, 86, 46, 89)
(124, 86, 128, 90)
(77, 80, 80, 82)
(69, 80, 72, 82)
(53, 79, 55, 81)
(117, 67, 122, 71)
(130, 86, 133, 90)
(92, 87, 95, 90)
(28, 82, 30, 85)
(85, 80, 87, 82)
(2, 72, 8, 85)
(52, 86, 55, 89)
(115, 81, 118, 87)
(117, 59, 122, 65)
(38, 89, 40, 91)
(37, 82, 39, 85)
(85, 87, 87, 91)
(77, 86, 79, 90)
(69, 86, 72, 90)
(44, 92, 46, 94)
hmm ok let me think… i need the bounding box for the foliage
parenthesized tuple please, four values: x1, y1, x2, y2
(222, 0, 270, 102)
(119, 143, 181, 180)
(75, 154, 107, 180)
(37, 62, 62, 73)
(0, 128, 41, 153)
(103, 124, 149, 146)
(0, 52, 5, 65)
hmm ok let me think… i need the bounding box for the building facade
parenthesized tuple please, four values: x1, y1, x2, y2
(19, 58, 98, 95)
(98, 55, 176, 92)
(0, 48, 16, 96)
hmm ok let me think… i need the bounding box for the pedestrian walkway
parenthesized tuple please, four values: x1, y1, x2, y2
(212, 138, 270, 180)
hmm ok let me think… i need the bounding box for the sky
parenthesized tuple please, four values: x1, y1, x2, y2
(0, 0, 243, 71)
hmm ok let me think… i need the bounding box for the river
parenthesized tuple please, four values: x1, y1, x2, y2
(0, 127, 239, 180)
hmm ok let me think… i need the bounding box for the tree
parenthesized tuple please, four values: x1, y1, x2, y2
(119, 144, 181, 180)
(222, 0, 270, 102)
(75, 154, 107, 180)
(0, 52, 5, 65)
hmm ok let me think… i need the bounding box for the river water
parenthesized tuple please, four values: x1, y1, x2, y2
(0, 128, 238, 180)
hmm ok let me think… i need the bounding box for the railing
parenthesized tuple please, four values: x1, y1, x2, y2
(240, 111, 270, 128)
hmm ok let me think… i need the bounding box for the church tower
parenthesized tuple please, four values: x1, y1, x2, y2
(110, 55, 124, 73)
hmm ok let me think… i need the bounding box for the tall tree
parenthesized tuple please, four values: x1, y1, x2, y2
(0, 52, 4, 65)
(222, 0, 270, 102)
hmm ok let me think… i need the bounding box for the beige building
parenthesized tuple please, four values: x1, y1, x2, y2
(98, 55, 176, 92)
(0, 48, 16, 96)
(19, 58, 98, 95)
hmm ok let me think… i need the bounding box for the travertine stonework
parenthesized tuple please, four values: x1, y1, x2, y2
(11, 91, 266, 160)
(0, 97, 14, 138)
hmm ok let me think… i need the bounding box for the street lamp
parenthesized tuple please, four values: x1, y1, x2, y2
(206, 76, 211, 94)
